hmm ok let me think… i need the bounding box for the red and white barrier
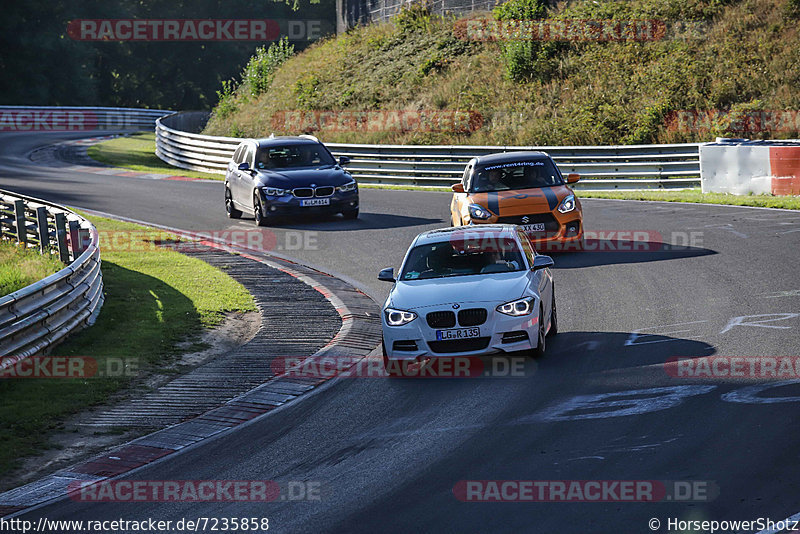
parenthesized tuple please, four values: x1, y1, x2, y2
(700, 140, 800, 195)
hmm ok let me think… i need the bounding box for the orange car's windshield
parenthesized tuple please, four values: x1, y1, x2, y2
(471, 160, 563, 193)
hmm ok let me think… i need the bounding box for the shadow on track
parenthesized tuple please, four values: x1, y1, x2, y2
(376, 331, 715, 387)
(251, 211, 444, 231)
(544, 240, 716, 268)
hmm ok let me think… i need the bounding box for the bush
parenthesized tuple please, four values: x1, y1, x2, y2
(493, 0, 564, 82)
(212, 80, 238, 120)
(396, 2, 438, 35)
(241, 37, 295, 97)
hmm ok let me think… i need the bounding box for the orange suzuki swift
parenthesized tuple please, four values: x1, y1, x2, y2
(450, 151, 584, 251)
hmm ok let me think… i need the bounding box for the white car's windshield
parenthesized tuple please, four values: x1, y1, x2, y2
(400, 239, 525, 280)
(471, 159, 563, 193)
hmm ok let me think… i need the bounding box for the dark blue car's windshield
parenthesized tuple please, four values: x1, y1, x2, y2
(255, 144, 336, 170)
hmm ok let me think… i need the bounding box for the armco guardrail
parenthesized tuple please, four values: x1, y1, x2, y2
(0, 189, 103, 367)
(0, 105, 170, 131)
(155, 111, 702, 190)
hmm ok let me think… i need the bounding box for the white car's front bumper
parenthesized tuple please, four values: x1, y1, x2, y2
(382, 303, 541, 361)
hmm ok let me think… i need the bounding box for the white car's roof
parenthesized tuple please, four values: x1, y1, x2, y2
(413, 225, 520, 247)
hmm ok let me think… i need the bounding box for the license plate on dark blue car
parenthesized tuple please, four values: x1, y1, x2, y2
(301, 198, 330, 207)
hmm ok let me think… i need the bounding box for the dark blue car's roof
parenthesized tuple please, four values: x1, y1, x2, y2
(255, 137, 321, 149)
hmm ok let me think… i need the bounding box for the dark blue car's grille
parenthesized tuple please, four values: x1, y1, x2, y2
(292, 188, 313, 198)
(292, 186, 334, 198)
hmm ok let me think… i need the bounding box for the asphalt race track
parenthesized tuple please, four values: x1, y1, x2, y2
(3, 131, 800, 533)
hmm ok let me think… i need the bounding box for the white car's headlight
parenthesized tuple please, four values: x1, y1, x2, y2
(337, 180, 357, 193)
(496, 297, 535, 316)
(557, 194, 576, 214)
(384, 307, 417, 326)
(468, 204, 493, 220)
(263, 187, 289, 197)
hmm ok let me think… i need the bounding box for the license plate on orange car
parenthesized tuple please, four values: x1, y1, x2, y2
(436, 327, 480, 341)
(521, 223, 546, 232)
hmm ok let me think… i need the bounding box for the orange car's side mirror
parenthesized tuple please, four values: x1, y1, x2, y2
(566, 173, 580, 184)
(451, 183, 465, 193)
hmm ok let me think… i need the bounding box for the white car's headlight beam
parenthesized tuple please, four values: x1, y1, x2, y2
(384, 307, 417, 326)
(496, 297, 535, 316)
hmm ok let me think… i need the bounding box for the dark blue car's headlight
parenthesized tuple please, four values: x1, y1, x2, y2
(336, 180, 357, 193)
(263, 187, 290, 197)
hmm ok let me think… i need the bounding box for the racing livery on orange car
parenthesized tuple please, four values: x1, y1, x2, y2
(450, 151, 583, 250)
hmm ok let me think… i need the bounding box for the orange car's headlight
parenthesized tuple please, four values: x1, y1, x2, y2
(468, 204, 493, 220)
(557, 194, 576, 214)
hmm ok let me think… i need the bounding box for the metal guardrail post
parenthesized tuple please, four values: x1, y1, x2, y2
(68, 220, 80, 262)
(55, 213, 69, 263)
(78, 228, 90, 255)
(13, 199, 26, 244)
(35, 207, 49, 253)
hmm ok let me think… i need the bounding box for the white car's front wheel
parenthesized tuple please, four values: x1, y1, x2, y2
(530, 305, 546, 358)
(547, 287, 558, 337)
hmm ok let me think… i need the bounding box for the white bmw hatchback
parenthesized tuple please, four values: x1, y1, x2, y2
(378, 224, 557, 370)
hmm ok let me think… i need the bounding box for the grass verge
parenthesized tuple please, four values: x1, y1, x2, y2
(0, 215, 256, 481)
(0, 241, 65, 297)
(87, 132, 223, 181)
(577, 189, 800, 210)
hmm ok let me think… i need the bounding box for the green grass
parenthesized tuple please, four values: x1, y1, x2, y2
(577, 188, 800, 209)
(0, 241, 65, 297)
(0, 215, 255, 481)
(87, 132, 223, 181)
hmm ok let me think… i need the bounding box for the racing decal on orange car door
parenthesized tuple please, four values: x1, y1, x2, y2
(541, 187, 559, 211)
(487, 191, 500, 215)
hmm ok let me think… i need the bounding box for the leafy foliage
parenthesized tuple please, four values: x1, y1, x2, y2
(205, 0, 800, 146)
(242, 38, 296, 97)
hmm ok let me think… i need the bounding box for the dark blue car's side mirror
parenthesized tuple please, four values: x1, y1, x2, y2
(338, 156, 351, 166)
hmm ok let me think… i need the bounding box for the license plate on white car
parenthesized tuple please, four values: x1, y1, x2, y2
(521, 223, 546, 232)
(436, 327, 480, 341)
(301, 198, 330, 207)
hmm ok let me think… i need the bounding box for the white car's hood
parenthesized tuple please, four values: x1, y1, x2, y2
(389, 271, 531, 310)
